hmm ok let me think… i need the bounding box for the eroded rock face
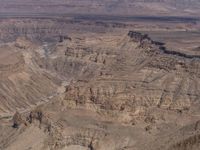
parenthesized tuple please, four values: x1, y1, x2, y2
(128, 31, 151, 43)
(12, 112, 24, 128)
(1, 30, 200, 150)
(0, 37, 59, 115)
(60, 31, 199, 117)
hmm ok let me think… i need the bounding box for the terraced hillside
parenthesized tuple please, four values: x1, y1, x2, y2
(0, 17, 200, 149)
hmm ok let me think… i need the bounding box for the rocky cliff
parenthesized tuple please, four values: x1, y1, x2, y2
(0, 30, 200, 150)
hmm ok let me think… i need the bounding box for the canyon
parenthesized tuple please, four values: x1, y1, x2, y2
(0, 1, 200, 150)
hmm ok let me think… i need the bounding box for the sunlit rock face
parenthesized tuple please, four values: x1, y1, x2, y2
(0, 11, 200, 150)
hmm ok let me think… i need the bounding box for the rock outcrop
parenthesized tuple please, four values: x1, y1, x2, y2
(12, 112, 25, 128)
(0, 30, 200, 150)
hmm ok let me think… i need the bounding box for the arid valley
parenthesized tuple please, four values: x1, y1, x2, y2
(0, 1, 200, 150)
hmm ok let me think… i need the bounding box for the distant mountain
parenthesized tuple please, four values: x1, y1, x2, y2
(0, 0, 199, 17)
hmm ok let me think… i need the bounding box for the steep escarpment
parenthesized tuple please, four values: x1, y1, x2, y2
(36, 31, 200, 149)
(0, 38, 59, 116)
(59, 31, 200, 121)
(1, 30, 200, 150)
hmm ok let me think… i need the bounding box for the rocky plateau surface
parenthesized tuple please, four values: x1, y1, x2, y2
(0, 20, 200, 150)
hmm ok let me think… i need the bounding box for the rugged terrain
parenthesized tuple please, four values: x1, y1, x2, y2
(0, 15, 199, 150)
